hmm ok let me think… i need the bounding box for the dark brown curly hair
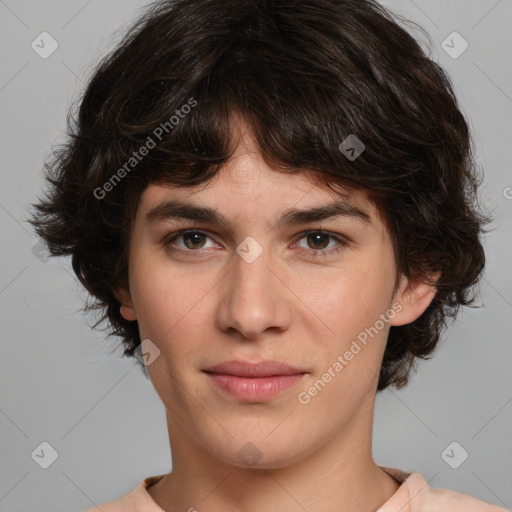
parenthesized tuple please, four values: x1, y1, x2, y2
(28, 0, 489, 391)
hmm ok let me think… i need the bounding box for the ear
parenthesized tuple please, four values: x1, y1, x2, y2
(390, 272, 441, 326)
(113, 285, 137, 322)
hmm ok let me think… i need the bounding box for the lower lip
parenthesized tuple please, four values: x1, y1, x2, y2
(205, 373, 306, 401)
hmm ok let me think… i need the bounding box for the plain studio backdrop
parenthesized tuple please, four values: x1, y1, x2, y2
(0, 0, 511, 510)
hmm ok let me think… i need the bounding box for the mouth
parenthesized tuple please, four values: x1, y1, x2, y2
(203, 360, 307, 402)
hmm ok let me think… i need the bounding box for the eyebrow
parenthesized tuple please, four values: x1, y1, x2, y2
(145, 198, 371, 227)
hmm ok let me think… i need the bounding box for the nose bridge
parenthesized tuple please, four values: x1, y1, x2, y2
(233, 235, 270, 295)
(216, 235, 290, 339)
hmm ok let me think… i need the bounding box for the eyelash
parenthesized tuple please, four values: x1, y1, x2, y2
(163, 230, 348, 259)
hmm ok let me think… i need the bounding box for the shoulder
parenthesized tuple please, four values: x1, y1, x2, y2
(82, 474, 166, 512)
(83, 498, 124, 512)
(404, 471, 508, 511)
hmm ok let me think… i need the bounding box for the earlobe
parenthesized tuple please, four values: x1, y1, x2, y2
(390, 272, 440, 327)
(120, 304, 137, 321)
(113, 286, 137, 321)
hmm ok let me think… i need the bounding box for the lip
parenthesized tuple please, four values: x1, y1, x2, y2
(203, 360, 307, 402)
(204, 360, 304, 377)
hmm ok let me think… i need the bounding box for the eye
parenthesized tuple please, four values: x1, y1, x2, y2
(293, 230, 348, 258)
(163, 229, 348, 259)
(164, 230, 217, 255)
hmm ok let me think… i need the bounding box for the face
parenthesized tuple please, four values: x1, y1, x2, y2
(116, 122, 435, 469)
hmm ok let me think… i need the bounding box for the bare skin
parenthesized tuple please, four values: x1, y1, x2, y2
(115, 117, 437, 511)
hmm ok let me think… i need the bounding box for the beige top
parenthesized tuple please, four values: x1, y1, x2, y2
(83, 466, 508, 511)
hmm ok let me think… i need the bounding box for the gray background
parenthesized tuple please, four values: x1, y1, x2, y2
(1, 0, 511, 510)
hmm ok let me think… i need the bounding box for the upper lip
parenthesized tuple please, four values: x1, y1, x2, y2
(203, 360, 305, 377)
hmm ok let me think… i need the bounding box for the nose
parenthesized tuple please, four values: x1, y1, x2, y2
(215, 239, 292, 341)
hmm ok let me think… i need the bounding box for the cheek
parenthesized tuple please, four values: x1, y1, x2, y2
(132, 281, 175, 339)
(295, 258, 392, 338)
(131, 264, 211, 401)
(130, 256, 215, 357)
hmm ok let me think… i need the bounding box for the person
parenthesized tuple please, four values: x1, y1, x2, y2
(29, 0, 507, 510)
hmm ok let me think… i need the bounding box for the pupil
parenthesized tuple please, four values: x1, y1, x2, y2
(186, 233, 203, 249)
(309, 232, 328, 249)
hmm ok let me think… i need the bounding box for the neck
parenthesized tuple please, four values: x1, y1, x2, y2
(147, 405, 400, 512)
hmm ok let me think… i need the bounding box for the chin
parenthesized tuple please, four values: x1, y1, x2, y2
(204, 430, 319, 470)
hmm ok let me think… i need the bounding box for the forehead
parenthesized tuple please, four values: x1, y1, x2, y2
(135, 120, 382, 227)
(136, 174, 383, 241)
